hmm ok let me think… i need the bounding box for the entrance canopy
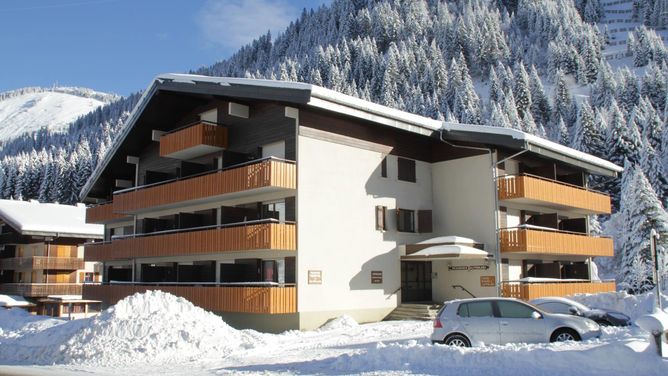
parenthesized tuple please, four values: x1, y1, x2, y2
(401, 236, 491, 261)
(402, 244, 491, 260)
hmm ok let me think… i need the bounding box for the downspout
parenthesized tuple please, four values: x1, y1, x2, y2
(438, 129, 528, 296)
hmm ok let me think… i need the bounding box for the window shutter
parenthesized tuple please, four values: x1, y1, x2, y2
(375, 205, 386, 231)
(418, 210, 432, 233)
(381, 157, 387, 178)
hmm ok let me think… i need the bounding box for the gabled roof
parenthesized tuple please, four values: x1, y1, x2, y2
(0, 200, 103, 239)
(81, 74, 621, 199)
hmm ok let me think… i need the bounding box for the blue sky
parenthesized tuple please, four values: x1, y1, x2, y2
(0, 0, 331, 96)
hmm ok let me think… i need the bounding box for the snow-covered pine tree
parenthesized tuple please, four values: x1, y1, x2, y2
(513, 62, 532, 117)
(617, 161, 668, 293)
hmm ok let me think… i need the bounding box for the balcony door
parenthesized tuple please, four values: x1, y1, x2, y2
(401, 261, 432, 302)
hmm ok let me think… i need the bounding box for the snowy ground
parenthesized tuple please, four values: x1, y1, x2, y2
(0, 291, 667, 375)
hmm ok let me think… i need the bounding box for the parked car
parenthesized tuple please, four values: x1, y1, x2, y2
(529, 297, 631, 327)
(431, 297, 601, 347)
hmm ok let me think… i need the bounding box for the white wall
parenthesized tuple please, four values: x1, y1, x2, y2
(297, 134, 434, 324)
(432, 259, 498, 301)
(431, 154, 497, 251)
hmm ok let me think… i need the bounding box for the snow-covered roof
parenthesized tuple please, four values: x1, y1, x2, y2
(0, 294, 34, 307)
(416, 236, 478, 245)
(402, 244, 491, 260)
(0, 200, 103, 239)
(81, 74, 621, 199)
(441, 122, 623, 176)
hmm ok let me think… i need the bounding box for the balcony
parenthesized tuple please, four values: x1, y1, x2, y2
(84, 221, 296, 262)
(497, 174, 611, 215)
(0, 283, 82, 297)
(499, 228, 613, 257)
(113, 158, 296, 213)
(501, 281, 616, 300)
(0, 256, 84, 270)
(159, 122, 228, 159)
(83, 284, 296, 314)
(86, 202, 130, 224)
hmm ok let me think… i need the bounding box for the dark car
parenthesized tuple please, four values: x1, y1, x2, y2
(530, 297, 631, 327)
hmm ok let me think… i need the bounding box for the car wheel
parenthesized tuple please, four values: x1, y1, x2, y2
(550, 328, 581, 342)
(444, 333, 471, 347)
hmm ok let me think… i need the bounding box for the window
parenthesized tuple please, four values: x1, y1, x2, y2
(396, 209, 415, 232)
(536, 302, 571, 314)
(458, 301, 494, 317)
(262, 201, 285, 221)
(417, 210, 432, 233)
(381, 157, 387, 178)
(375, 206, 387, 231)
(398, 157, 416, 182)
(496, 301, 537, 319)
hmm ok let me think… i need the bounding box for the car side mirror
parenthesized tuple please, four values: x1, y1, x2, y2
(568, 307, 581, 316)
(531, 311, 542, 320)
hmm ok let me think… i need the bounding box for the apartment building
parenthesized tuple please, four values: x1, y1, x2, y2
(80, 74, 622, 331)
(0, 200, 103, 316)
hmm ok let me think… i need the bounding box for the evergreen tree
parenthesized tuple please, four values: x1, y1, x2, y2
(528, 65, 551, 127)
(618, 161, 668, 293)
(513, 62, 532, 117)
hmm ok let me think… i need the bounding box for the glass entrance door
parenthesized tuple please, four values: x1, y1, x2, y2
(401, 261, 432, 302)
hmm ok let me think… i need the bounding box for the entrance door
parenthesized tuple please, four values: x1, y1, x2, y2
(401, 261, 432, 302)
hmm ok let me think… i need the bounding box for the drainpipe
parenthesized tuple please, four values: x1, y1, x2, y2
(438, 130, 528, 296)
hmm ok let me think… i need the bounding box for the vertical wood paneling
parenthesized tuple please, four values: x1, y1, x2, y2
(499, 228, 614, 257)
(86, 202, 129, 224)
(85, 223, 296, 261)
(498, 175, 612, 214)
(501, 282, 616, 300)
(0, 283, 82, 297)
(159, 123, 228, 157)
(83, 284, 297, 314)
(113, 159, 296, 213)
(0, 256, 84, 270)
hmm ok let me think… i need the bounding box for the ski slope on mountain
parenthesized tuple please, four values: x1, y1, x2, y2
(0, 88, 117, 142)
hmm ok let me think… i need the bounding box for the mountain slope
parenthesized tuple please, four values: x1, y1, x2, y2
(0, 87, 119, 143)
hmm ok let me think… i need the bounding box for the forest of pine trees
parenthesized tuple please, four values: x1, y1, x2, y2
(0, 0, 666, 291)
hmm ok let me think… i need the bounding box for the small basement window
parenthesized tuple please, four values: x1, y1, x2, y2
(396, 209, 415, 232)
(398, 158, 416, 182)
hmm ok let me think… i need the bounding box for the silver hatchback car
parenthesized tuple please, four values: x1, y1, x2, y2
(431, 297, 601, 347)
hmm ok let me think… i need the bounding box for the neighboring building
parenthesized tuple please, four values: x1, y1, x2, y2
(0, 200, 104, 316)
(80, 74, 622, 332)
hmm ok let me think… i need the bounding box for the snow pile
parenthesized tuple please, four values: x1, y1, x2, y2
(571, 291, 668, 321)
(0, 291, 258, 366)
(0, 308, 64, 339)
(317, 315, 359, 331)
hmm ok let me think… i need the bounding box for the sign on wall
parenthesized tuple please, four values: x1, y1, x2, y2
(480, 276, 496, 287)
(448, 265, 490, 271)
(308, 270, 322, 284)
(371, 270, 383, 284)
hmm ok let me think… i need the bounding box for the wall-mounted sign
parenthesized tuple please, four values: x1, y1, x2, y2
(448, 265, 490, 271)
(371, 270, 383, 284)
(480, 276, 496, 287)
(308, 270, 322, 284)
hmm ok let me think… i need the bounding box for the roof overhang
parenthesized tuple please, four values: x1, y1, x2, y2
(402, 244, 492, 261)
(440, 123, 623, 177)
(81, 74, 622, 199)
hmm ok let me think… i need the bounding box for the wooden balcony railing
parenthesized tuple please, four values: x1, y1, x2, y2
(159, 122, 228, 159)
(86, 202, 130, 224)
(499, 228, 613, 257)
(84, 242, 114, 262)
(497, 174, 611, 214)
(83, 284, 296, 314)
(84, 221, 296, 262)
(0, 283, 83, 297)
(0, 256, 84, 270)
(113, 158, 296, 213)
(501, 281, 616, 300)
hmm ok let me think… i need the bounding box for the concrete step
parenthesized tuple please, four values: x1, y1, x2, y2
(384, 303, 443, 321)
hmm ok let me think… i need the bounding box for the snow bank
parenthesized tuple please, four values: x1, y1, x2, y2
(317, 315, 359, 331)
(0, 290, 259, 366)
(570, 291, 668, 321)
